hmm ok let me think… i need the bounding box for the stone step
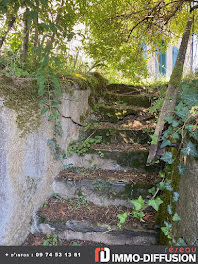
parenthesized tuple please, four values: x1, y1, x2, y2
(104, 92, 151, 107)
(89, 143, 156, 171)
(24, 233, 108, 246)
(84, 127, 150, 145)
(94, 104, 149, 122)
(35, 197, 158, 245)
(53, 168, 157, 207)
(106, 83, 144, 94)
(66, 143, 159, 172)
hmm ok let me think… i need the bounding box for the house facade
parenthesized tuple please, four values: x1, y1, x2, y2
(147, 36, 198, 79)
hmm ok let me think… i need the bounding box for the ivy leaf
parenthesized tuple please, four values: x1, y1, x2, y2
(164, 116, 173, 124)
(159, 171, 165, 178)
(162, 127, 173, 139)
(175, 238, 187, 246)
(172, 132, 180, 140)
(172, 120, 179, 127)
(160, 140, 172, 149)
(117, 212, 128, 224)
(181, 141, 198, 158)
(161, 226, 171, 236)
(132, 211, 145, 219)
(175, 103, 189, 121)
(177, 164, 187, 175)
(164, 179, 173, 191)
(148, 187, 156, 195)
(148, 197, 163, 211)
(164, 221, 172, 228)
(167, 204, 173, 215)
(172, 213, 181, 222)
(173, 192, 180, 202)
(131, 196, 145, 211)
(150, 134, 158, 145)
(158, 179, 173, 191)
(161, 152, 174, 164)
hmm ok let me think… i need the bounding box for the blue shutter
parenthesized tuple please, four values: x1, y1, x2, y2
(156, 50, 167, 77)
(161, 51, 167, 75)
(172, 46, 179, 69)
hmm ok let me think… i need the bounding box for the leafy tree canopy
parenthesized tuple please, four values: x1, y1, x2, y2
(82, 0, 198, 79)
(0, 0, 198, 79)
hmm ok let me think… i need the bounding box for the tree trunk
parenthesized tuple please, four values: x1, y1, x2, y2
(0, 16, 16, 50)
(22, 11, 29, 62)
(147, 16, 193, 164)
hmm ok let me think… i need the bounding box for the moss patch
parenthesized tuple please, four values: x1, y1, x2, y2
(169, 63, 183, 88)
(0, 75, 40, 137)
(104, 92, 151, 107)
(157, 148, 181, 245)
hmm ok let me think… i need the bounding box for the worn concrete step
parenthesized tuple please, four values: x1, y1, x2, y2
(104, 91, 151, 107)
(24, 233, 108, 246)
(35, 197, 158, 245)
(84, 127, 150, 145)
(94, 104, 149, 122)
(106, 83, 144, 94)
(88, 143, 156, 171)
(53, 168, 156, 207)
(66, 143, 159, 172)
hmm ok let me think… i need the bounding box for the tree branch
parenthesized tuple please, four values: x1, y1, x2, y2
(0, 15, 16, 50)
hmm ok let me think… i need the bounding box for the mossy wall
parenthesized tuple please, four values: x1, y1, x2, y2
(0, 76, 92, 245)
(157, 148, 181, 245)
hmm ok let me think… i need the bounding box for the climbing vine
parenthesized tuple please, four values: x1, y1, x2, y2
(117, 76, 198, 246)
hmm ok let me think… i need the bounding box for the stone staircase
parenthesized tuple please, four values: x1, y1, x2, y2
(25, 83, 161, 246)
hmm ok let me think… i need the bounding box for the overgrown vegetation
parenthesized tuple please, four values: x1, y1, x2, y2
(117, 76, 198, 245)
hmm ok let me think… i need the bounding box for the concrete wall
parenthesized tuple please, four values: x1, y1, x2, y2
(177, 157, 198, 245)
(0, 83, 90, 245)
(147, 38, 192, 80)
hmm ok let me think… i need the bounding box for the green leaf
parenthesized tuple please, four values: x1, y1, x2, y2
(160, 140, 172, 149)
(48, 115, 54, 121)
(41, 107, 48, 115)
(150, 134, 158, 145)
(164, 221, 172, 228)
(161, 152, 174, 164)
(148, 197, 163, 211)
(132, 211, 145, 219)
(175, 238, 187, 246)
(159, 171, 165, 178)
(172, 120, 179, 127)
(167, 204, 173, 215)
(161, 226, 171, 236)
(172, 132, 180, 140)
(181, 141, 198, 158)
(164, 116, 173, 124)
(173, 192, 180, 202)
(158, 179, 173, 191)
(164, 179, 173, 191)
(43, 240, 49, 246)
(175, 103, 189, 121)
(172, 213, 181, 222)
(117, 212, 128, 224)
(148, 187, 156, 195)
(177, 164, 187, 175)
(38, 86, 45, 97)
(131, 196, 145, 211)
